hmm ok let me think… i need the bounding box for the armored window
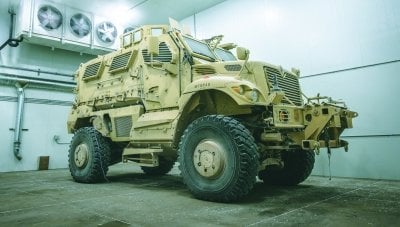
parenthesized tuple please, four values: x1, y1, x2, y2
(215, 48, 237, 61)
(151, 28, 163, 36)
(133, 30, 142, 43)
(183, 36, 216, 61)
(123, 33, 132, 47)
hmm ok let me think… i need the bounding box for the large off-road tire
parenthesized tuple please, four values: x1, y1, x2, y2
(141, 156, 175, 176)
(258, 149, 315, 186)
(178, 115, 259, 202)
(68, 127, 111, 183)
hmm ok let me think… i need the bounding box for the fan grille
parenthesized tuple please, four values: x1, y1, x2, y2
(70, 13, 91, 37)
(37, 5, 63, 30)
(96, 21, 117, 43)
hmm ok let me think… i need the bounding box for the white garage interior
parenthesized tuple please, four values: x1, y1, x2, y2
(0, 0, 399, 226)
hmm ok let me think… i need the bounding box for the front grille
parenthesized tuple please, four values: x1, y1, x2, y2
(264, 66, 303, 106)
(83, 62, 101, 79)
(114, 116, 132, 137)
(142, 42, 172, 63)
(109, 51, 132, 73)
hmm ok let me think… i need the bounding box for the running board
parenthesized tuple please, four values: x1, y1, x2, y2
(122, 148, 163, 167)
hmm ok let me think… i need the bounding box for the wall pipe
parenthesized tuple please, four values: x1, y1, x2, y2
(0, 64, 74, 78)
(13, 83, 27, 160)
(0, 8, 23, 52)
(0, 74, 76, 90)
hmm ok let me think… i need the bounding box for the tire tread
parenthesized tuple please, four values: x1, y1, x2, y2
(68, 127, 111, 183)
(178, 115, 259, 202)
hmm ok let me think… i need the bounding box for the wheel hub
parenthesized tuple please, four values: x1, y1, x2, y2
(74, 143, 89, 168)
(193, 140, 225, 178)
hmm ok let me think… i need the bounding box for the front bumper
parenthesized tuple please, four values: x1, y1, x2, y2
(269, 102, 358, 150)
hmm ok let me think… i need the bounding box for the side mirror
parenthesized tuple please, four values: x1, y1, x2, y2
(148, 36, 159, 56)
(236, 47, 250, 60)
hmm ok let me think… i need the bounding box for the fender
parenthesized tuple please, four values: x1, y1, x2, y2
(179, 75, 266, 110)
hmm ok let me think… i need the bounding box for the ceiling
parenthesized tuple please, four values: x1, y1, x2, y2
(6, 0, 226, 28)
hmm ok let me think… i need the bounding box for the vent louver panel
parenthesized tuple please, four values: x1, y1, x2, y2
(83, 62, 102, 80)
(193, 66, 216, 76)
(224, 64, 242, 71)
(115, 116, 132, 137)
(109, 51, 132, 73)
(142, 42, 172, 63)
(264, 66, 303, 106)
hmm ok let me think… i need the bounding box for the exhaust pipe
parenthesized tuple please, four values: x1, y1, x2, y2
(13, 82, 27, 160)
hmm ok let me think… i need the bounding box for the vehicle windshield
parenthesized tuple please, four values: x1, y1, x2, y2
(215, 48, 237, 61)
(183, 36, 216, 61)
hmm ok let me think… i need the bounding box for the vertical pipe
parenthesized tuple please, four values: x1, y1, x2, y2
(13, 83, 27, 160)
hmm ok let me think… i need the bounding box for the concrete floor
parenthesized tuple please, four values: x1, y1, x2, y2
(1, 164, 399, 227)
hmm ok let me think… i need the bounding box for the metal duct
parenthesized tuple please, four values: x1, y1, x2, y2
(13, 83, 27, 160)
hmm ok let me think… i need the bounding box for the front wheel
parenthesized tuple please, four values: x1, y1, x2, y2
(68, 127, 111, 183)
(258, 149, 315, 186)
(178, 115, 259, 202)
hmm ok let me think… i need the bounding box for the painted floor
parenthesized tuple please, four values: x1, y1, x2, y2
(1, 163, 399, 226)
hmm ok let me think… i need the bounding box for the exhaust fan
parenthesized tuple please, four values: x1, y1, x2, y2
(69, 13, 91, 37)
(64, 8, 92, 45)
(37, 5, 62, 30)
(96, 21, 117, 43)
(16, 0, 121, 54)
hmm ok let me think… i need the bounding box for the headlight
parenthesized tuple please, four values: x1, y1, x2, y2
(239, 85, 245, 95)
(250, 89, 259, 102)
(231, 85, 246, 95)
(231, 85, 261, 102)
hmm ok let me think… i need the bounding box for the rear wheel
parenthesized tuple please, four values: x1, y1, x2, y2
(141, 156, 175, 176)
(178, 115, 259, 202)
(258, 149, 315, 185)
(68, 127, 111, 183)
(109, 142, 125, 165)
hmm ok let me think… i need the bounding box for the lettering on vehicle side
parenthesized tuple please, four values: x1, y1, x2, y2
(194, 82, 211, 89)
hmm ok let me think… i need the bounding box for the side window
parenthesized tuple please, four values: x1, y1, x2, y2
(133, 30, 142, 43)
(122, 33, 132, 47)
(151, 28, 163, 36)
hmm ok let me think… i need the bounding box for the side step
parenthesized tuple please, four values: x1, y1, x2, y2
(122, 148, 163, 167)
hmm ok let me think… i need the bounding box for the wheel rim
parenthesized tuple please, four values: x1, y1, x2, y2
(74, 143, 89, 168)
(193, 139, 226, 179)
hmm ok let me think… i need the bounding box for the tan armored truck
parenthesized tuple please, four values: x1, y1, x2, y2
(67, 21, 357, 202)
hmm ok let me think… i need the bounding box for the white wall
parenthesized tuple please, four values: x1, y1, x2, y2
(0, 86, 73, 172)
(0, 1, 94, 172)
(182, 0, 400, 180)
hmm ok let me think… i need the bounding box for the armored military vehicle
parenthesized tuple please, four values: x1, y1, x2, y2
(67, 20, 357, 202)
